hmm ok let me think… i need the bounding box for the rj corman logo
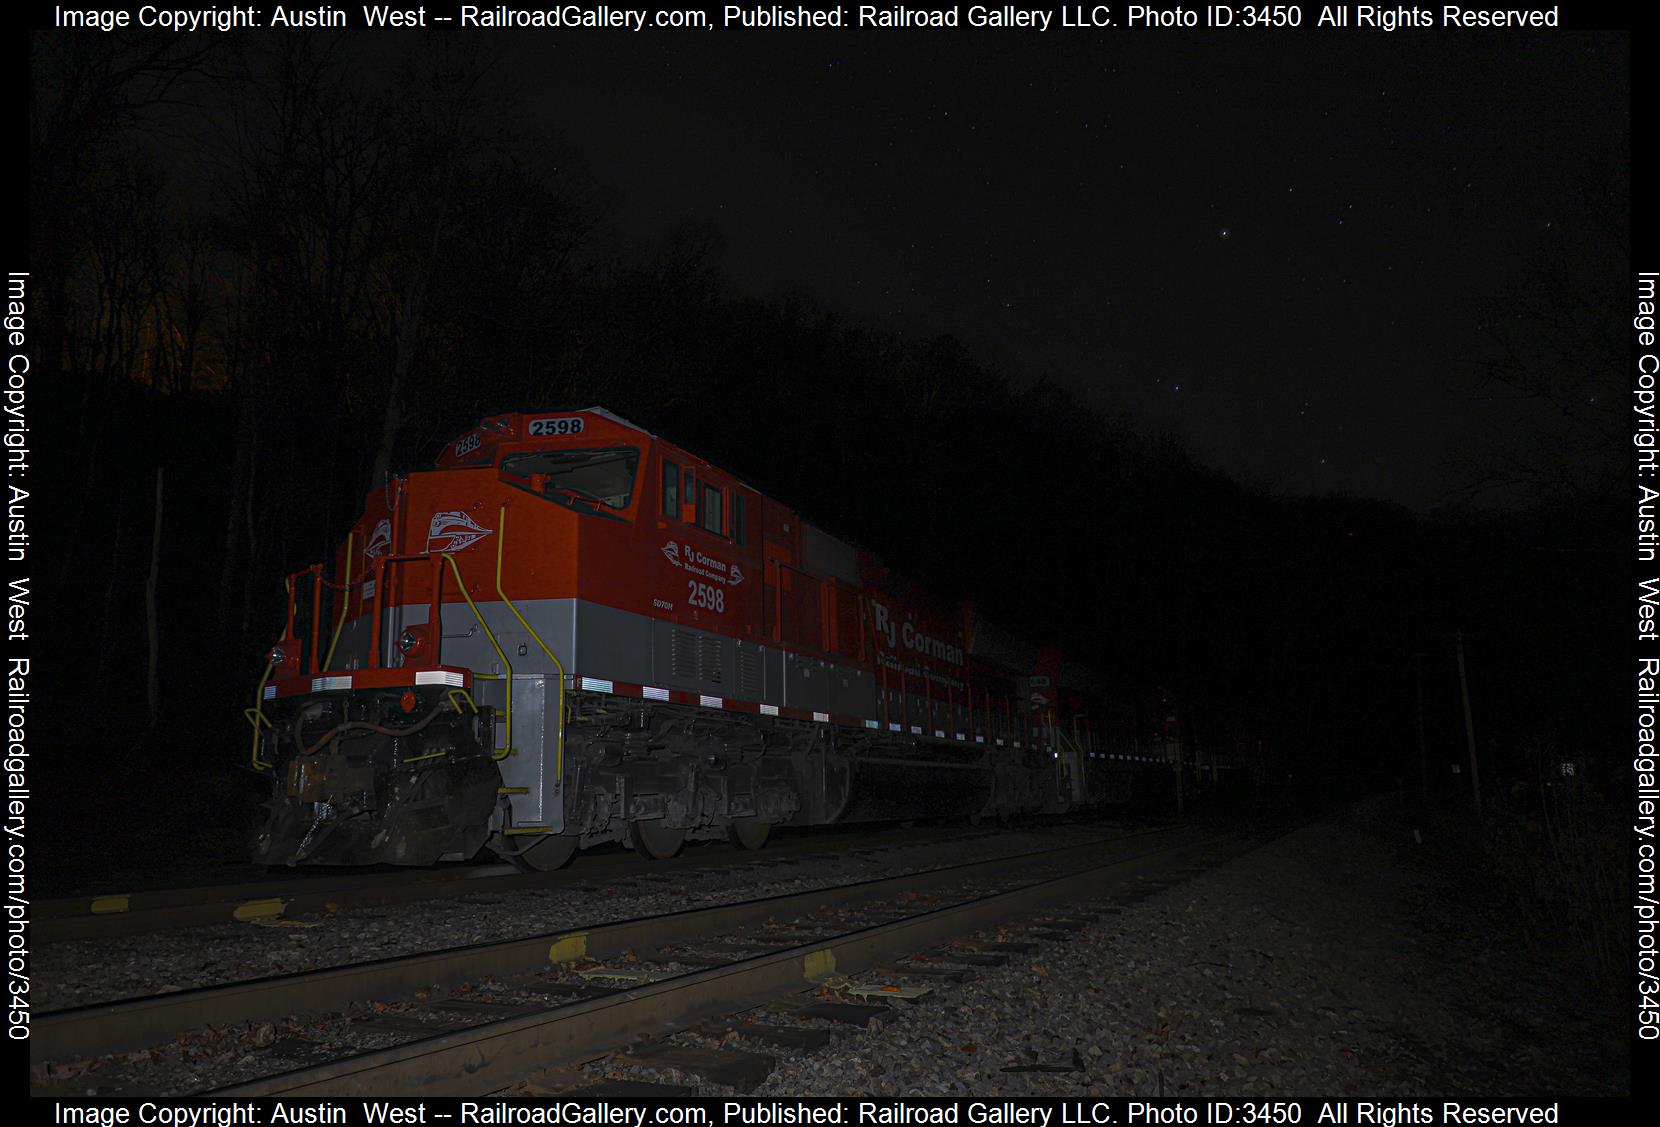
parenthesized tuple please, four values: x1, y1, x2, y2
(364, 518, 392, 559)
(426, 511, 493, 553)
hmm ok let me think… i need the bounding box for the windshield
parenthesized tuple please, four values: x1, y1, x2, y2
(502, 446, 640, 512)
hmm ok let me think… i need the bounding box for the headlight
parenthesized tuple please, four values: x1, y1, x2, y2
(396, 625, 433, 661)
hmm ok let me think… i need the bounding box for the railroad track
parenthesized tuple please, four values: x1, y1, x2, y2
(31, 819, 1280, 1097)
(36, 818, 1040, 942)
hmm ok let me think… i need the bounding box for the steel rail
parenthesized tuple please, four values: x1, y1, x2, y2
(213, 826, 1258, 1096)
(32, 825, 1189, 1066)
(36, 820, 1034, 942)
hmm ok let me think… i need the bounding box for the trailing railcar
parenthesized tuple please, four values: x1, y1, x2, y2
(246, 408, 1160, 869)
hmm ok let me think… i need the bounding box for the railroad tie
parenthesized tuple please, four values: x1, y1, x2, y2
(350, 1013, 470, 1035)
(788, 1001, 895, 1025)
(640, 951, 732, 967)
(624, 1041, 777, 1093)
(514, 979, 627, 1001)
(884, 963, 977, 982)
(743, 930, 843, 945)
(702, 1020, 834, 1051)
(928, 952, 1008, 966)
(561, 1079, 698, 1098)
(429, 998, 541, 1017)
(696, 938, 799, 954)
(1000, 1050, 1086, 1075)
(259, 1035, 336, 1065)
(843, 983, 932, 1001)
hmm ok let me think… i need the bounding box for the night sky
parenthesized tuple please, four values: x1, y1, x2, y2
(482, 27, 1627, 509)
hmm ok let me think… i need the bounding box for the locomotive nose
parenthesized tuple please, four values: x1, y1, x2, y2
(251, 687, 502, 866)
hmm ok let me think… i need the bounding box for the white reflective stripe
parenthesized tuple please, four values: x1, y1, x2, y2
(933, 729, 945, 738)
(976, 735, 985, 743)
(414, 670, 465, 687)
(954, 732, 965, 741)
(699, 694, 722, 708)
(889, 722, 901, 732)
(263, 685, 277, 700)
(759, 704, 780, 716)
(864, 719, 879, 729)
(813, 711, 829, 723)
(311, 676, 352, 692)
(910, 726, 922, 735)
(580, 677, 614, 693)
(642, 685, 670, 701)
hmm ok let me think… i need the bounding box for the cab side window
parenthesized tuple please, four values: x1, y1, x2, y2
(700, 483, 724, 535)
(662, 459, 680, 519)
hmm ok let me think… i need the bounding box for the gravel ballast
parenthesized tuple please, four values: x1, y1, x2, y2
(35, 799, 1627, 1097)
(34, 823, 1123, 1012)
(604, 799, 1626, 1098)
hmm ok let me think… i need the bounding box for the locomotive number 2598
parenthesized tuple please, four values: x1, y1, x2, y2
(687, 580, 725, 613)
(528, 416, 586, 436)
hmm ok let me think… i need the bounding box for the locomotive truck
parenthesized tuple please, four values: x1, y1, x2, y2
(246, 408, 1172, 869)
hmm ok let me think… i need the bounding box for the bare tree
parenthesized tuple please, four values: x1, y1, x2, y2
(208, 34, 397, 636)
(146, 466, 164, 731)
(1443, 174, 1627, 510)
(31, 33, 221, 384)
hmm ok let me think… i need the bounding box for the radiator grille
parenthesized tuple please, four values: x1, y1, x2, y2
(671, 629, 724, 684)
(737, 647, 761, 697)
(701, 635, 723, 683)
(670, 629, 699, 679)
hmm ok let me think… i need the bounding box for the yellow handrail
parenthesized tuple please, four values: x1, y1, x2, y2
(320, 532, 354, 671)
(442, 552, 514, 761)
(1072, 715, 1090, 756)
(491, 505, 567, 790)
(249, 660, 276, 770)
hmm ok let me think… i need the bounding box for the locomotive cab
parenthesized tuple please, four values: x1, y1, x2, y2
(500, 446, 641, 515)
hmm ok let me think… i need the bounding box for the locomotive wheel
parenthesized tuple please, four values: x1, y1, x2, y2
(629, 819, 686, 860)
(514, 833, 578, 872)
(727, 817, 771, 851)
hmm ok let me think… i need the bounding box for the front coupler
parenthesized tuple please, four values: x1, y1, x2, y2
(253, 687, 500, 866)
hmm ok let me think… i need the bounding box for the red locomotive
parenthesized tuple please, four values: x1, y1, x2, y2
(247, 408, 1170, 868)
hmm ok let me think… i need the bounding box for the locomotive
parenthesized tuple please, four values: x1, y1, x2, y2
(245, 408, 1172, 869)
